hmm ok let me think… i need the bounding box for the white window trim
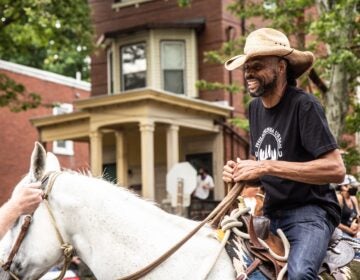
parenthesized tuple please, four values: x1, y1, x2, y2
(53, 140, 74, 156)
(52, 104, 74, 156)
(160, 40, 186, 94)
(112, 0, 153, 9)
(112, 29, 198, 97)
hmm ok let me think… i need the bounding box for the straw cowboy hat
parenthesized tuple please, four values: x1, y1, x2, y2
(225, 28, 315, 79)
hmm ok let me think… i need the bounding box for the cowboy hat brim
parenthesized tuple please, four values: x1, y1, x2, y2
(225, 47, 315, 79)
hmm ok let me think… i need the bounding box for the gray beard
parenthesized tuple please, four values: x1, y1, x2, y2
(247, 73, 278, 98)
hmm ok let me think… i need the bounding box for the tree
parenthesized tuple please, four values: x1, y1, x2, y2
(0, 0, 93, 111)
(312, 0, 359, 141)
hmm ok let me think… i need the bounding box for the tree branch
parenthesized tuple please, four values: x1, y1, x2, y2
(308, 69, 328, 96)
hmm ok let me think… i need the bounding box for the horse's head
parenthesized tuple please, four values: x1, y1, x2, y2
(0, 142, 64, 280)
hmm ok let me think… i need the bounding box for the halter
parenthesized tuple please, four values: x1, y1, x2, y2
(1, 172, 74, 280)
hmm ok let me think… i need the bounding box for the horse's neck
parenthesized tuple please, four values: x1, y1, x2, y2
(50, 173, 213, 275)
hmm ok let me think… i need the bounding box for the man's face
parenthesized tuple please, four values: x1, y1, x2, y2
(243, 56, 282, 97)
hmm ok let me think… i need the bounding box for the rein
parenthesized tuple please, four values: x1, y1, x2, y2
(1, 172, 74, 280)
(0, 215, 32, 280)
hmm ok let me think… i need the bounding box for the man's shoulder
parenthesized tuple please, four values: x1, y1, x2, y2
(287, 86, 321, 110)
(287, 86, 317, 101)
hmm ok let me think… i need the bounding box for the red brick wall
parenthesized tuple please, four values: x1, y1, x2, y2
(0, 69, 90, 204)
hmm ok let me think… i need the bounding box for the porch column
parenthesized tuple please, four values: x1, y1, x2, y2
(212, 127, 224, 200)
(89, 130, 103, 177)
(139, 121, 155, 200)
(115, 130, 128, 187)
(166, 124, 179, 171)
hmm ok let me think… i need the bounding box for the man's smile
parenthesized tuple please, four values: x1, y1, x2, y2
(246, 79, 260, 92)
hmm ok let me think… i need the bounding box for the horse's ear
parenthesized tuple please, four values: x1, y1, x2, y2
(45, 152, 61, 172)
(29, 142, 47, 182)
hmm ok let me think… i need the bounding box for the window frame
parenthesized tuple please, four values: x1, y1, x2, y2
(120, 41, 147, 92)
(52, 103, 74, 156)
(160, 40, 186, 94)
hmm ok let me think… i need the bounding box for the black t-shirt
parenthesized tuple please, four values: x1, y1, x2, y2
(249, 86, 341, 226)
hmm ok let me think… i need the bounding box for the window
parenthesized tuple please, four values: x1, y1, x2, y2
(107, 49, 114, 95)
(161, 41, 185, 94)
(121, 42, 146, 91)
(52, 104, 74, 156)
(113, 0, 153, 8)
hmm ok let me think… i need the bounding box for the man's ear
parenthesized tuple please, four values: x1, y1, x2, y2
(279, 59, 287, 74)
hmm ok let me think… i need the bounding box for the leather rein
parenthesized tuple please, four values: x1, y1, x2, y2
(1, 172, 74, 280)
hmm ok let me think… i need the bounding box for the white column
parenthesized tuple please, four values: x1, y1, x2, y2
(166, 124, 179, 172)
(212, 128, 224, 200)
(115, 130, 128, 187)
(139, 121, 155, 200)
(89, 130, 103, 177)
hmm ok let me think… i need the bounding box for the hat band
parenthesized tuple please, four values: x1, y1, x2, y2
(281, 48, 294, 58)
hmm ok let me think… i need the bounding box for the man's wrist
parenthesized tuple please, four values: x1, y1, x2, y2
(260, 160, 270, 177)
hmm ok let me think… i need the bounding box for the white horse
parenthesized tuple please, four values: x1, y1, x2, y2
(0, 143, 236, 280)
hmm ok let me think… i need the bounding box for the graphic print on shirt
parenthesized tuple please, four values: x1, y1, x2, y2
(255, 127, 283, 160)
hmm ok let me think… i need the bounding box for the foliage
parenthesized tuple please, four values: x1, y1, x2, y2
(177, 0, 191, 7)
(228, 0, 315, 38)
(0, 0, 93, 111)
(229, 117, 249, 131)
(196, 80, 242, 94)
(0, 0, 93, 79)
(345, 104, 360, 134)
(0, 73, 41, 111)
(341, 147, 360, 175)
(310, 0, 360, 78)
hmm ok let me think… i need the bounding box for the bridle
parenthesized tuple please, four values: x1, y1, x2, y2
(1, 215, 32, 279)
(0, 172, 74, 280)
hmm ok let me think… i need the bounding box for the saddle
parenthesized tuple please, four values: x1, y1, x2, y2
(319, 228, 356, 280)
(229, 215, 356, 280)
(238, 214, 287, 280)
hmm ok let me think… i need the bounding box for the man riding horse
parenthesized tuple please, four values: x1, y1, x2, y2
(223, 28, 345, 279)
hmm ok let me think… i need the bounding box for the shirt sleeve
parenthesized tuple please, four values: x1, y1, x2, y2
(299, 96, 338, 158)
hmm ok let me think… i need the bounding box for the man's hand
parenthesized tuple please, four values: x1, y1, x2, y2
(9, 182, 43, 216)
(223, 160, 237, 183)
(223, 157, 266, 183)
(233, 159, 266, 182)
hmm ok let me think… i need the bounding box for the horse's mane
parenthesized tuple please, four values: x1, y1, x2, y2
(56, 169, 204, 233)
(59, 170, 213, 235)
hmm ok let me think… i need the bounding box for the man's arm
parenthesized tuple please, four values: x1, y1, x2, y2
(0, 183, 43, 239)
(224, 149, 345, 185)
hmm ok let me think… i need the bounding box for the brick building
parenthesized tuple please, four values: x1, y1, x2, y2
(31, 0, 249, 204)
(0, 60, 90, 204)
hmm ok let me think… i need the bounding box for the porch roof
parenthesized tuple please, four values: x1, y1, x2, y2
(31, 88, 233, 142)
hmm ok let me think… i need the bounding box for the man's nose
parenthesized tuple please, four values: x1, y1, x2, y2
(244, 69, 255, 79)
